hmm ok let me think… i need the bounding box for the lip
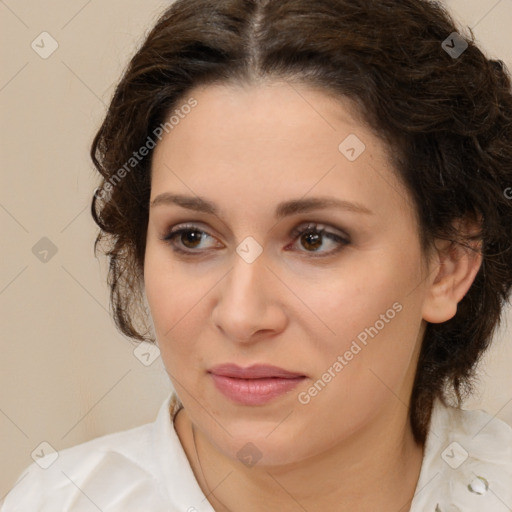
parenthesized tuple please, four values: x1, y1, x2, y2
(208, 364, 306, 405)
(209, 363, 305, 379)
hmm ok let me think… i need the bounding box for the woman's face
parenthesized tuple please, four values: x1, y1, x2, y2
(145, 81, 435, 465)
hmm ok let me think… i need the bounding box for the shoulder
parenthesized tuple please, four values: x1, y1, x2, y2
(411, 399, 512, 511)
(1, 398, 177, 511)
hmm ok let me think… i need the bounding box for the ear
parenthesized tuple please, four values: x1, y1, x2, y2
(421, 217, 483, 324)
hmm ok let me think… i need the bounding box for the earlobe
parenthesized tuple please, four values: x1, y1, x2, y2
(421, 223, 483, 324)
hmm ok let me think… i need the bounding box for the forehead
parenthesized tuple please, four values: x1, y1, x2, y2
(150, 81, 413, 223)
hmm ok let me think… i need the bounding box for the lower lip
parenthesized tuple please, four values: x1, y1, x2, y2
(210, 374, 306, 405)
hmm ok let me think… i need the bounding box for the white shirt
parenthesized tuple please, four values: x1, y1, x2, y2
(2, 392, 512, 511)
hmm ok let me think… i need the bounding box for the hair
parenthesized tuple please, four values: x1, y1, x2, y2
(90, 0, 512, 444)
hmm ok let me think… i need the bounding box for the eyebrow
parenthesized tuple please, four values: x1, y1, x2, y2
(150, 193, 373, 218)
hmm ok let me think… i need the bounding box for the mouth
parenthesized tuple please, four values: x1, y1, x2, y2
(208, 363, 307, 405)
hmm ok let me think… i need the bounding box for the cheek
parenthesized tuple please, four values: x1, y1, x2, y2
(307, 249, 420, 346)
(304, 247, 424, 394)
(143, 242, 188, 342)
(296, 303, 421, 448)
(143, 242, 213, 376)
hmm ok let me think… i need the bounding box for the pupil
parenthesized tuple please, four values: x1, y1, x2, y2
(303, 232, 321, 251)
(183, 231, 201, 248)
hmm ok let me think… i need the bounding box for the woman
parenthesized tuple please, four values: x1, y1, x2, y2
(3, 0, 512, 510)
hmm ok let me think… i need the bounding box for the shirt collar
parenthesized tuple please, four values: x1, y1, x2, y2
(154, 390, 216, 512)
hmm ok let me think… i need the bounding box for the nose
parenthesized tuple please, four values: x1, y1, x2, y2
(211, 250, 287, 344)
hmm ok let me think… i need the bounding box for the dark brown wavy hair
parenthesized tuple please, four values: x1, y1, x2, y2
(90, 0, 512, 444)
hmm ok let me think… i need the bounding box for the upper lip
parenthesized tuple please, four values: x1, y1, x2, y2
(208, 363, 305, 379)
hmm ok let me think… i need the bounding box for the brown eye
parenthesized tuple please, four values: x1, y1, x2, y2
(161, 222, 349, 258)
(300, 230, 323, 251)
(162, 224, 217, 255)
(290, 223, 350, 257)
(177, 229, 204, 249)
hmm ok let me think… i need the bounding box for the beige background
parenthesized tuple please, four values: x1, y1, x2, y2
(1, 0, 512, 498)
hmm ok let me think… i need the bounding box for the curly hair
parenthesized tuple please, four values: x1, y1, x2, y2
(90, 0, 512, 444)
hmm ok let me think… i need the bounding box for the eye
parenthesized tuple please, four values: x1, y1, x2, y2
(288, 223, 349, 257)
(161, 222, 350, 257)
(162, 224, 218, 254)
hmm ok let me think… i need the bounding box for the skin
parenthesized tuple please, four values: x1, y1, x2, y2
(144, 81, 482, 512)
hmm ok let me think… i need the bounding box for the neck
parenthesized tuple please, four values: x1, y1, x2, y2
(174, 400, 425, 512)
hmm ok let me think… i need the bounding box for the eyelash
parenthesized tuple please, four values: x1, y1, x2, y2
(161, 223, 350, 258)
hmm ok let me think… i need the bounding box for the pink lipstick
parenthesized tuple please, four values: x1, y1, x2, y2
(208, 363, 306, 405)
